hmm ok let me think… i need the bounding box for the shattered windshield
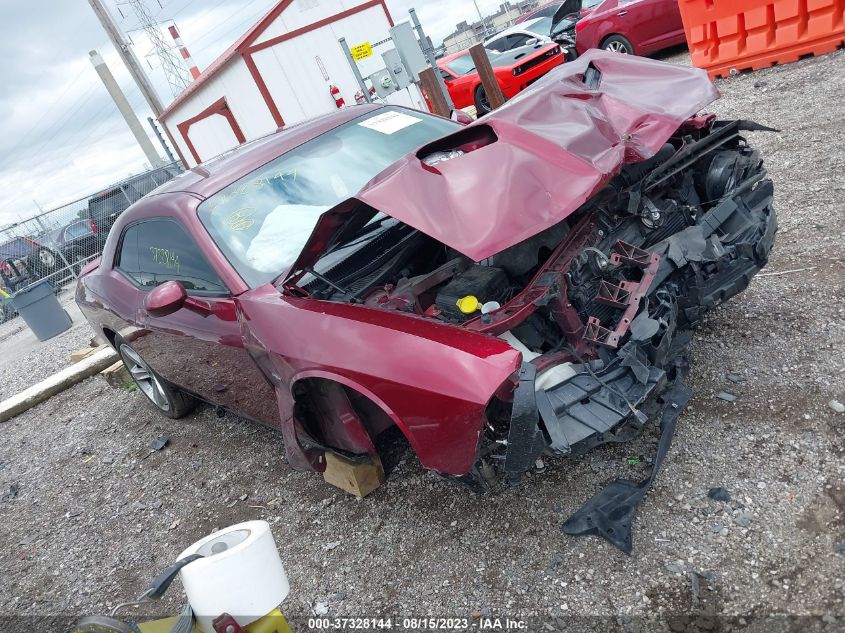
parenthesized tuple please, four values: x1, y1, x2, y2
(198, 108, 458, 287)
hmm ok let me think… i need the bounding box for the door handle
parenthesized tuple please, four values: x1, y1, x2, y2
(617, 10, 628, 16)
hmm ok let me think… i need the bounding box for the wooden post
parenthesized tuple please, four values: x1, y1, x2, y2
(469, 44, 506, 111)
(419, 66, 452, 118)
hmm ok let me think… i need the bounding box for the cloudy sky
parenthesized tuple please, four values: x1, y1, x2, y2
(0, 0, 507, 224)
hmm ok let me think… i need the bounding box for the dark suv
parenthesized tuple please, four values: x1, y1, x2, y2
(86, 166, 181, 238)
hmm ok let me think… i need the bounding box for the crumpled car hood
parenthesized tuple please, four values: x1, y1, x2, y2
(552, 0, 581, 24)
(288, 50, 719, 276)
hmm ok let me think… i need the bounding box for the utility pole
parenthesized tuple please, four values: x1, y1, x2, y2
(90, 50, 164, 167)
(472, 0, 487, 38)
(87, 0, 164, 116)
(409, 8, 455, 110)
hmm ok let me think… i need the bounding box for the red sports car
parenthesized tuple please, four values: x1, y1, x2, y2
(571, 0, 687, 56)
(76, 52, 776, 551)
(436, 42, 564, 114)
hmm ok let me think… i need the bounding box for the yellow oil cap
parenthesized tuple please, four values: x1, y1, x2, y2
(456, 295, 480, 315)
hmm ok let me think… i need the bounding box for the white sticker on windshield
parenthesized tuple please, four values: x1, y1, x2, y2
(358, 111, 422, 135)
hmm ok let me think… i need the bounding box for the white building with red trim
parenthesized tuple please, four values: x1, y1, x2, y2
(160, 0, 425, 166)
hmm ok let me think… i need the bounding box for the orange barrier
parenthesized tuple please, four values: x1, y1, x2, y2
(679, 0, 845, 79)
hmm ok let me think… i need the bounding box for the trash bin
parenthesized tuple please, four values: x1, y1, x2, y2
(11, 281, 72, 341)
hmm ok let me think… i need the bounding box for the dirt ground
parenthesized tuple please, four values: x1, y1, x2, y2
(1, 48, 843, 632)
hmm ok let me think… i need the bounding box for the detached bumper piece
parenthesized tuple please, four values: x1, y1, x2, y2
(537, 362, 664, 457)
(561, 374, 693, 553)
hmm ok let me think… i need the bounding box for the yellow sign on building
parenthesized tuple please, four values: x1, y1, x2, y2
(350, 41, 373, 61)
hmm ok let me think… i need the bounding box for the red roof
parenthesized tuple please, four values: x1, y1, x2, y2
(159, 0, 288, 120)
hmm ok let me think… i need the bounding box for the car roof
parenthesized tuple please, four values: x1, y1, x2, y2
(152, 104, 385, 200)
(439, 48, 473, 64)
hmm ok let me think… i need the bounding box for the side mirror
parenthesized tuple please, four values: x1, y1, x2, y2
(525, 37, 539, 46)
(450, 110, 474, 125)
(144, 280, 187, 318)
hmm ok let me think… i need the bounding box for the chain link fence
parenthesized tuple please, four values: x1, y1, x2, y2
(0, 162, 183, 323)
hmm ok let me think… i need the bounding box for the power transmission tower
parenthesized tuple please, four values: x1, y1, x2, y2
(119, 0, 191, 97)
(87, 0, 164, 115)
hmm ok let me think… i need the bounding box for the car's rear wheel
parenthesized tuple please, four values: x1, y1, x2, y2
(117, 340, 196, 419)
(474, 84, 492, 116)
(602, 34, 634, 55)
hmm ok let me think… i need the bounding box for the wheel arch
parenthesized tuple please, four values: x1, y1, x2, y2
(102, 327, 118, 349)
(289, 369, 422, 458)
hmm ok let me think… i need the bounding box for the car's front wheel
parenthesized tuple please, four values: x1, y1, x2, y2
(602, 34, 634, 55)
(117, 340, 196, 419)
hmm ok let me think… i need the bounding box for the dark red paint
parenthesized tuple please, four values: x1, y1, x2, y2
(143, 280, 187, 318)
(574, 0, 686, 56)
(76, 51, 719, 477)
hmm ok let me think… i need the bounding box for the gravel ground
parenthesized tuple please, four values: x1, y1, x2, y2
(1, 49, 843, 632)
(0, 290, 93, 400)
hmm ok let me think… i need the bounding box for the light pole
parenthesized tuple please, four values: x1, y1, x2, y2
(472, 0, 488, 38)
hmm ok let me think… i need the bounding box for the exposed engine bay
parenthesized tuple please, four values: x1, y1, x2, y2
(287, 116, 777, 552)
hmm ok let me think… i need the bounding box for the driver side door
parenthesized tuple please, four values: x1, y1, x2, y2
(116, 217, 279, 426)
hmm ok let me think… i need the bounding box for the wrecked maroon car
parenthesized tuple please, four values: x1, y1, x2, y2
(76, 51, 776, 552)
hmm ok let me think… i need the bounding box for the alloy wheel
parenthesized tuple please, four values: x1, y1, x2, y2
(606, 41, 629, 54)
(120, 345, 171, 412)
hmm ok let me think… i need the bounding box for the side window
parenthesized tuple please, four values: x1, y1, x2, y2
(65, 221, 90, 240)
(117, 220, 226, 294)
(487, 37, 507, 52)
(508, 34, 532, 48)
(117, 224, 141, 279)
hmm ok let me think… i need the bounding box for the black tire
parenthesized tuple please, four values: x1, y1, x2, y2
(601, 34, 635, 55)
(30, 248, 60, 280)
(115, 337, 196, 419)
(474, 84, 492, 116)
(70, 251, 85, 276)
